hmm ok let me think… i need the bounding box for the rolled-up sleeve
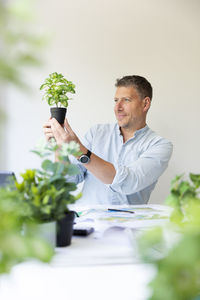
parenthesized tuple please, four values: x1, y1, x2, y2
(109, 140, 173, 195)
(67, 155, 87, 184)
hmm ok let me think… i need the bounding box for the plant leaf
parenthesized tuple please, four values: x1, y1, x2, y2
(41, 160, 53, 172)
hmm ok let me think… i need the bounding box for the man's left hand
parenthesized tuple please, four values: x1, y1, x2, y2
(50, 118, 80, 146)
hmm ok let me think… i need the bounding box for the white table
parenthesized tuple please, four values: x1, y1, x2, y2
(0, 262, 155, 300)
(0, 205, 169, 300)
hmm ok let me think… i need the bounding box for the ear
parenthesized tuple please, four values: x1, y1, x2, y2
(143, 97, 151, 112)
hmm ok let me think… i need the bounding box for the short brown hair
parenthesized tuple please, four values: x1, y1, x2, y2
(115, 75, 153, 100)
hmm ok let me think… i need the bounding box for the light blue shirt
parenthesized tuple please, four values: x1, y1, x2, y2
(70, 124, 173, 205)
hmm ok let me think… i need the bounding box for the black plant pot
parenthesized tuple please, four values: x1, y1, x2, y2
(56, 211, 75, 247)
(50, 107, 67, 125)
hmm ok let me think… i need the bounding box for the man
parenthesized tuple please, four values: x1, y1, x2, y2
(43, 75, 173, 205)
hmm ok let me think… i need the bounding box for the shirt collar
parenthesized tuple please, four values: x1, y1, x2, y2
(116, 124, 149, 138)
(134, 125, 149, 137)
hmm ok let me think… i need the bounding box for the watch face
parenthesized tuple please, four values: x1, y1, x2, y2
(80, 155, 90, 164)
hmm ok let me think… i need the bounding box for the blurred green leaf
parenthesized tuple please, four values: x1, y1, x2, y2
(190, 174, 200, 189)
(0, 0, 47, 88)
(41, 159, 53, 172)
(139, 173, 200, 300)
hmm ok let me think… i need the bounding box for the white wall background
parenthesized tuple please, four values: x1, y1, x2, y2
(4, 0, 200, 204)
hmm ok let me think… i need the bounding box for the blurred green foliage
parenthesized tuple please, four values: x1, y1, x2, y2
(165, 173, 200, 225)
(0, 139, 82, 274)
(138, 173, 200, 300)
(0, 187, 54, 274)
(15, 139, 82, 222)
(148, 230, 200, 300)
(0, 0, 47, 162)
(0, 0, 45, 87)
(0, 0, 56, 276)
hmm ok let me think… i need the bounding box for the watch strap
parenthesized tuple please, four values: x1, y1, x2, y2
(86, 150, 92, 158)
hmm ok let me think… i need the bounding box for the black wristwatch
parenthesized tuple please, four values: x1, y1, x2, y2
(79, 150, 92, 164)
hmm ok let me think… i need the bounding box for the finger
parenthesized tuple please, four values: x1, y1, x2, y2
(43, 127, 54, 137)
(46, 133, 54, 140)
(64, 119, 73, 134)
(50, 118, 63, 133)
(43, 120, 51, 129)
(50, 118, 68, 143)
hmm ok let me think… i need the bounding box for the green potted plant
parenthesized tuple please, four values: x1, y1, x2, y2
(40, 72, 76, 124)
(15, 139, 82, 247)
(138, 173, 200, 300)
(0, 186, 54, 274)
